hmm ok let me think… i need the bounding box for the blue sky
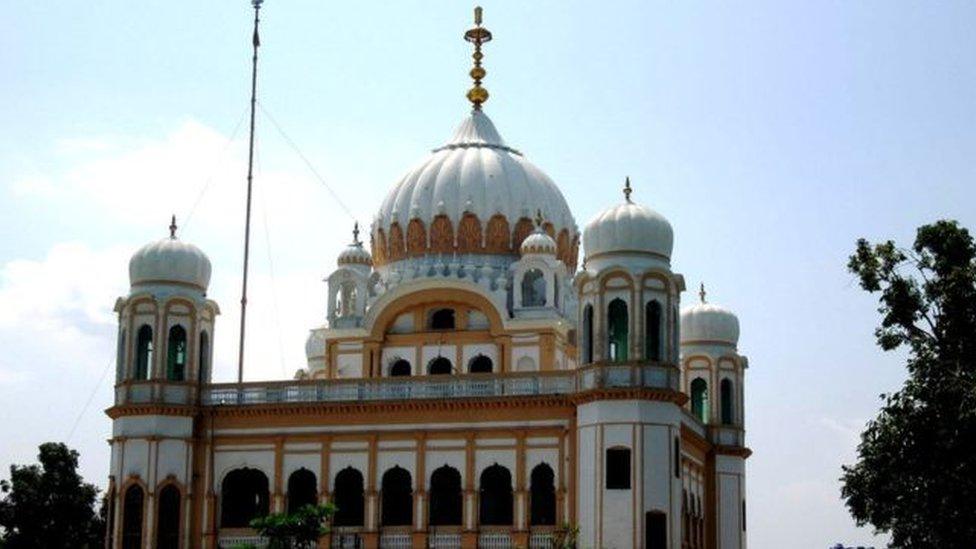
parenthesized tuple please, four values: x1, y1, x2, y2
(2, 1, 975, 546)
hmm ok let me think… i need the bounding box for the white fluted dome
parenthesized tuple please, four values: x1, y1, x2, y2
(583, 196, 674, 261)
(681, 301, 740, 345)
(337, 244, 371, 266)
(520, 229, 557, 256)
(373, 110, 578, 267)
(129, 233, 211, 291)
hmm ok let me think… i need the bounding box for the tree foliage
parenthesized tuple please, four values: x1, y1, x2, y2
(0, 442, 104, 548)
(842, 220, 976, 547)
(249, 503, 335, 549)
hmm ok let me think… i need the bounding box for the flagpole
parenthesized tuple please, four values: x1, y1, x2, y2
(238, 0, 263, 384)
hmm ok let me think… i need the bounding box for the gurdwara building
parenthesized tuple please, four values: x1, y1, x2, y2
(104, 9, 750, 549)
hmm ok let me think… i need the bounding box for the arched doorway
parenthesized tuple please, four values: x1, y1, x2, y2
(121, 484, 144, 549)
(428, 357, 453, 375)
(380, 466, 412, 526)
(287, 468, 318, 512)
(468, 355, 493, 374)
(479, 464, 513, 526)
(529, 463, 556, 526)
(332, 467, 364, 527)
(220, 468, 270, 528)
(428, 465, 462, 526)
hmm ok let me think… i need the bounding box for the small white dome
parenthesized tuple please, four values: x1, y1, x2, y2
(681, 298, 740, 346)
(583, 180, 673, 261)
(337, 223, 373, 267)
(129, 221, 211, 291)
(520, 229, 557, 256)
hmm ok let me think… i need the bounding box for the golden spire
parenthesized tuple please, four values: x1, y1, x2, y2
(464, 6, 493, 110)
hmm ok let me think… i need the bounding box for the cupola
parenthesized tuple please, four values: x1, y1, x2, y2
(583, 178, 674, 263)
(128, 216, 212, 293)
(337, 222, 372, 268)
(680, 284, 740, 346)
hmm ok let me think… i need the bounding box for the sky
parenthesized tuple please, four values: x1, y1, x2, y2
(2, 1, 975, 546)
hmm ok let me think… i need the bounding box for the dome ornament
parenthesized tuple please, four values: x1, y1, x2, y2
(169, 215, 178, 239)
(623, 176, 633, 203)
(699, 282, 707, 304)
(534, 208, 545, 229)
(352, 222, 361, 247)
(464, 6, 493, 111)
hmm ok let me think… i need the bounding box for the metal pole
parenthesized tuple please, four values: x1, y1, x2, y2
(238, 0, 263, 384)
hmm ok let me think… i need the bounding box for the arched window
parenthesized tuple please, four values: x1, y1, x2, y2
(645, 510, 667, 549)
(135, 325, 153, 380)
(428, 357, 453, 375)
(529, 463, 556, 526)
(220, 468, 270, 528)
(605, 447, 631, 489)
(607, 298, 629, 362)
(166, 325, 187, 381)
(691, 378, 709, 423)
(389, 359, 411, 377)
(156, 484, 180, 549)
(582, 304, 593, 364)
(198, 331, 209, 384)
(287, 468, 318, 512)
(721, 378, 734, 425)
(521, 269, 546, 307)
(380, 466, 412, 526)
(332, 467, 364, 527)
(121, 484, 144, 549)
(469, 355, 493, 374)
(106, 491, 116, 549)
(428, 465, 462, 526)
(479, 464, 513, 526)
(429, 308, 455, 330)
(645, 300, 662, 361)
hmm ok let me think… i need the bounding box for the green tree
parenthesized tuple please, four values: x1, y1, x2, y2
(249, 503, 335, 549)
(843, 220, 976, 547)
(0, 442, 104, 548)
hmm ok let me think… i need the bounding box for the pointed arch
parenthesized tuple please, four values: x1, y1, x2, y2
(529, 463, 556, 526)
(166, 325, 187, 381)
(220, 468, 270, 528)
(388, 222, 406, 261)
(555, 229, 570, 264)
(468, 354, 493, 374)
(406, 219, 427, 256)
(389, 358, 411, 377)
(479, 464, 513, 526)
(121, 483, 144, 549)
(691, 378, 709, 423)
(485, 215, 511, 254)
(332, 467, 364, 527)
(429, 214, 454, 254)
(428, 465, 462, 526)
(608, 298, 629, 362)
(721, 378, 735, 425)
(287, 468, 318, 512)
(512, 218, 535, 250)
(134, 325, 153, 380)
(645, 300, 662, 361)
(380, 466, 412, 526)
(457, 212, 483, 253)
(521, 269, 547, 307)
(373, 228, 388, 265)
(155, 484, 180, 549)
(428, 357, 453, 375)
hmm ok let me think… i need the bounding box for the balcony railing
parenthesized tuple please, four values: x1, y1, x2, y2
(201, 362, 680, 407)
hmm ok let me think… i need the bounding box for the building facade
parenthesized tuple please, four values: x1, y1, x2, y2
(104, 10, 750, 549)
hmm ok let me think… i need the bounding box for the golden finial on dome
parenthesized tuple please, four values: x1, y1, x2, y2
(623, 176, 633, 203)
(464, 6, 493, 111)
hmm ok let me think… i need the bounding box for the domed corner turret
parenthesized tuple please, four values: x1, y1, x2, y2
(519, 214, 558, 258)
(582, 177, 673, 274)
(327, 223, 373, 329)
(679, 283, 747, 431)
(128, 216, 212, 299)
(511, 212, 567, 319)
(112, 217, 218, 404)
